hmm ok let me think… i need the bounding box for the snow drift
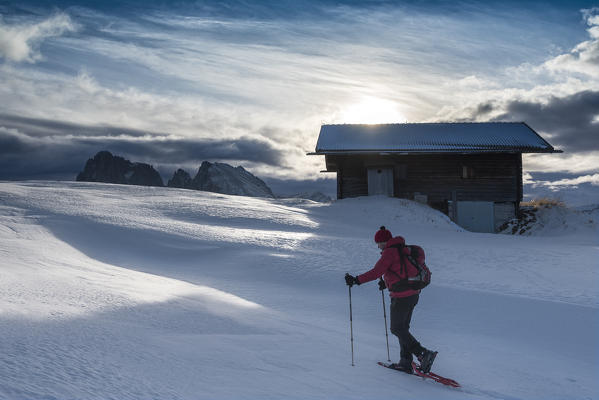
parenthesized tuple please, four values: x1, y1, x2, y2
(0, 181, 597, 400)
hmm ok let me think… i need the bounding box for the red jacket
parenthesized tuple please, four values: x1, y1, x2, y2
(357, 236, 420, 298)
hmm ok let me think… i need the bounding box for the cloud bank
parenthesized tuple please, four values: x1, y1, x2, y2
(544, 8, 599, 77)
(0, 13, 76, 63)
(489, 90, 599, 153)
(433, 8, 599, 179)
(0, 115, 289, 181)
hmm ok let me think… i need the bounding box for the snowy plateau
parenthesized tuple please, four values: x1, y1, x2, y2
(0, 181, 597, 400)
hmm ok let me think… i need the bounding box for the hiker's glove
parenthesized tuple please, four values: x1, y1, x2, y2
(345, 273, 360, 287)
(378, 278, 386, 291)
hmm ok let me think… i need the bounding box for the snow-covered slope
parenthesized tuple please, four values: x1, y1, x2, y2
(0, 181, 597, 400)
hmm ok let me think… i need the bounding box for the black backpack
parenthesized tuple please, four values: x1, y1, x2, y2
(388, 244, 432, 291)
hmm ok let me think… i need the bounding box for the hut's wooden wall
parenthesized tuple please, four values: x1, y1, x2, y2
(328, 153, 523, 205)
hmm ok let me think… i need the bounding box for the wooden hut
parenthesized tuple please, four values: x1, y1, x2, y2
(309, 122, 561, 232)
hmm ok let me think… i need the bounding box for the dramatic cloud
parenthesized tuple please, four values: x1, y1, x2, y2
(543, 8, 599, 77)
(463, 90, 599, 176)
(436, 8, 599, 123)
(435, 8, 599, 183)
(490, 90, 599, 152)
(0, 113, 150, 138)
(0, 13, 76, 63)
(0, 117, 288, 181)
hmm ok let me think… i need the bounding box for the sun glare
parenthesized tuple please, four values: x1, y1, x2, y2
(338, 96, 407, 124)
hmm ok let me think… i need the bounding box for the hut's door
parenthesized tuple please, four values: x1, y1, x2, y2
(367, 167, 394, 196)
(456, 201, 494, 233)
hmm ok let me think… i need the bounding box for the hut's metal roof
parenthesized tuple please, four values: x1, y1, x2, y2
(311, 122, 561, 154)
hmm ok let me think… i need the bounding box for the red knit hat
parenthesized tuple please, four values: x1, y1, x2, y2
(374, 226, 392, 243)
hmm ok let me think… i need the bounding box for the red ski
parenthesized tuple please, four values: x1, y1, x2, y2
(377, 361, 460, 388)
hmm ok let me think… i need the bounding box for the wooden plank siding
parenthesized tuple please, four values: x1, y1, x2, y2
(329, 153, 522, 204)
(337, 161, 368, 198)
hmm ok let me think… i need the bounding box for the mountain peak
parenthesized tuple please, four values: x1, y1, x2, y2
(168, 162, 274, 198)
(76, 151, 164, 187)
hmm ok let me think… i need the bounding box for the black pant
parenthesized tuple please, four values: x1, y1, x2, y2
(390, 294, 424, 364)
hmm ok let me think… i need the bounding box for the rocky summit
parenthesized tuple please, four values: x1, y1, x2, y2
(76, 151, 164, 187)
(167, 161, 274, 198)
(167, 168, 193, 189)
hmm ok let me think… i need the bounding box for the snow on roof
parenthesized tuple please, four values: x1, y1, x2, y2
(313, 122, 560, 154)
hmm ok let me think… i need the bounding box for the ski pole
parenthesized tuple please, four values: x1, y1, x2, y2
(349, 285, 355, 366)
(380, 281, 391, 362)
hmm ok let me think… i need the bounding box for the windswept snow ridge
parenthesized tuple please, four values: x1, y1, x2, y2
(0, 181, 597, 400)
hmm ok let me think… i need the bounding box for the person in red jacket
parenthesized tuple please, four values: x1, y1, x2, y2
(345, 226, 437, 374)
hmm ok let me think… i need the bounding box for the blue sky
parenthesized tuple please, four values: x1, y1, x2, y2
(0, 0, 598, 201)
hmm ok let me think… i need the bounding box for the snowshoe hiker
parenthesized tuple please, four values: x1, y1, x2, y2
(345, 226, 437, 374)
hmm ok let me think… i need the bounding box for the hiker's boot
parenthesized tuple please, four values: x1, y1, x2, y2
(417, 349, 437, 374)
(390, 360, 413, 374)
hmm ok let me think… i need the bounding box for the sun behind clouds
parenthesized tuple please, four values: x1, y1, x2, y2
(337, 96, 408, 124)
